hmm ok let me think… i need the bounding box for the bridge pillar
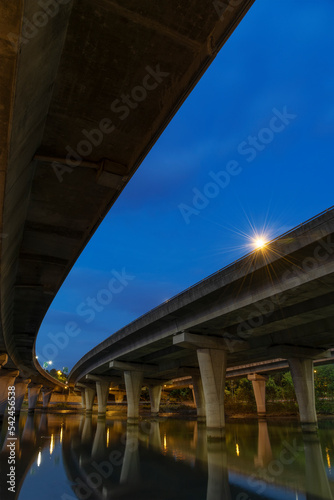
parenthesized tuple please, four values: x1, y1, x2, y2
(28, 384, 42, 413)
(288, 357, 317, 432)
(14, 378, 31, 415)
(197, 349, 227, 439)
(84, 386, 96, 414)
(192, 375, 206, 421)
(0, 368, 20, 419)
(41, 388, 53, 409)
(96, 380, 110, 417)
(248, 373, 267, 417)
(148, 384, 162, 416)
(80, 390, 86, 409)
(124, 370, 143, 422)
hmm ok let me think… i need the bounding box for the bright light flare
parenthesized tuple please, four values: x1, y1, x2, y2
(253, 237, 267, 250)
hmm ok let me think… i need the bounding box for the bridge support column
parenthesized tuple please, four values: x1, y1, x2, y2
(192, 375, 206, 421)
(28, 384, 42, 413)
(14, 378, 31, 416)
(197, 349, 227, 439)
(148, 384, 162, 416)
(84, 386, 96, 414)
(80, 391, 86, 410)
(124, 370, 143, 422)
(96, 380, 110, 417)
(41, 388, 53, 409)
(288, 357, 317, 432)
(0, 368, 20, 419)
(248, 373, 267, 417)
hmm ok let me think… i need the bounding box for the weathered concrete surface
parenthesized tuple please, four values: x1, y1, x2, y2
(0, 0, 255, 385)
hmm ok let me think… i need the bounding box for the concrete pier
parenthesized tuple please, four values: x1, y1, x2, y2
(197, 349, 227, 438)
(84, 386, 96, 414)
(95, 380, 110, 416)
(288, 357, 317, 432)
(41, 388, 53, 409)
(124, 371, 143, 422)
(192, 375, 206, 421)
(14, 378, 30, 416)
(28, 384, 42, 413)
(248, 373, 267, 417)
(0, 368, 19, 418)
(148, 384, 162, 416)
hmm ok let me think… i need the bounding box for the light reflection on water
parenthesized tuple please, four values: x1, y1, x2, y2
(0, 413, 333, 500)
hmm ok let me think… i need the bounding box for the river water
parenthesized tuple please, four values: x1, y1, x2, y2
(0, 412, 333, 500)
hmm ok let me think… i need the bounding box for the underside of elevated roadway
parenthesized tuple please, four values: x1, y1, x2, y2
(0, 1, 255, 386)
(69, 208, 334, 386)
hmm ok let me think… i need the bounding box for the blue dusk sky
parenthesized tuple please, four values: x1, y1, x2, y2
(36, 0, 334, 370)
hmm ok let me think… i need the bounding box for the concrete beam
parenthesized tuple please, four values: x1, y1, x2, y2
(109, 360, 156, 372)
(173, 332, 228, 350)
(85, 374, 119, 383)
(268, 345, 331, 360)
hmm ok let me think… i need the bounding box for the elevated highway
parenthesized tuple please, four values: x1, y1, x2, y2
(0, 0, 255, 411)
(69, 207, 334, 434)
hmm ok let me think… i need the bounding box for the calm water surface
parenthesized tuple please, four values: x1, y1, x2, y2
(0, 412, 333, 500)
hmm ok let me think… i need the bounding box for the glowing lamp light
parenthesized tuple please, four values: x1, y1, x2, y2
(48, 360, 53, 366)
(253, 237, 267, 250)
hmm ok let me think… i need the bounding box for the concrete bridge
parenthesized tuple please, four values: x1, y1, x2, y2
(69, 207, 334, 436)
(0, 1, 255, 416)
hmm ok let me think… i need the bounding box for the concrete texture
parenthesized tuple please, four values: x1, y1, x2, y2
(248, 373, 267, 416)
(288, 357, 318, 431)
(197, 348, 227, 435)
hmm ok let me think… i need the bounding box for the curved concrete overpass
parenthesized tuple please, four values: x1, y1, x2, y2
(69, 207, 334, 434)
(0, 0, 255, 396)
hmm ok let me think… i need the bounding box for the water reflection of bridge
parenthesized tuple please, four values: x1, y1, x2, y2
(1, 414, 333, 500)
(62, 417, 334, 500)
